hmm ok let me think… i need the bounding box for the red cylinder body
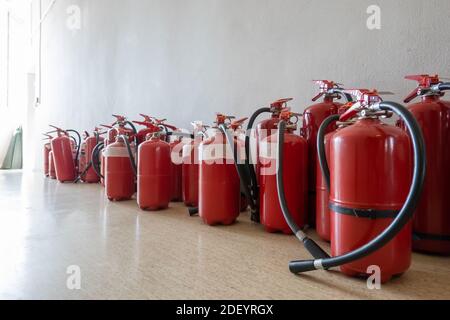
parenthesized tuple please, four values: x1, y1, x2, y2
(315, 131, 334, 241)
(330, 118, 413, 283)
(199, 130, 240, 226)
(51, 135, 76, 182)
(104, 141, 135, 201)
(82, 136, 104, 183)
(302, 97, 340, 226)
(405, 96, 450, 255)
(137, 137, 171, 210)
(254, 115, 282, 182)
(170, 139, 183, 202)
(259, 131, 308, 234)
(182, 141, 199, 207)
(78, 142, 86, 175)
(48, 151, 56, 179)
(43, 143, 51, 176)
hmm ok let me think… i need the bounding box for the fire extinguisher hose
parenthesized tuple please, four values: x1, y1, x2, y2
(438, 82, 450, 91)
(219, 124, 258, 215)
(317, 115, 340, 190)
(91, 142, 104, 179)
(119, 135, 138, 176)
(244, 107, 272, 222)
(281, 101, 426, 273)
(66, 129, 82, 165)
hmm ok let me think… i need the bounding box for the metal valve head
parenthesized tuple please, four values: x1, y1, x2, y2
(270, 98, 293, 111)
(230, 117, 249, 130)
(312, 80, 345, 101)
(215, 113, 236, 126)
(339, 89, 383, 122)
(404, 74, 443, 103)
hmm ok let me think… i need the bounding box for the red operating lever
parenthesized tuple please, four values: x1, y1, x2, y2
(404, 74, 441, 103)
(271, 98, 293, 111)
(312, 80, 339, 102)
(230, 117, 249, 130)
(339, 89, 382, 122)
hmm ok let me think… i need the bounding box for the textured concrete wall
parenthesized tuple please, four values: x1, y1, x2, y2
(28, 0, 450, 170)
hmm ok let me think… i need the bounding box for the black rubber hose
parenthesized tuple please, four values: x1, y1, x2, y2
(276, 121, 331, 260)
(159, 125, 170, 142)
(317, 115, 340, 192)
(91, 142, 104, 179)
(119, 135, 137, 176)
(438, 83, 450, 91)
(66, 129, 82, 166)
(245, 107, 271, 222)
(288, 101, 426, 273)
(219, 124, 257, 213)
(125, 121, 139, 159)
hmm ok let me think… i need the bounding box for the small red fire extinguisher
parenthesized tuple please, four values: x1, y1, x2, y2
(42, 134, 53, 177)
(402, 74, 450, 255)
(259, 110, 308, 234)
(79, 128, 105, 183)
(241, 98, 294, 223)
(103, 127, 137, 201)
(198, 114, 242, 226)
(182, 122, 208, 208)
(137, 127, 172, 210)
(277, 89, 426, 283)
(48, 125, 81, 183)
(303, 80, 352, 226)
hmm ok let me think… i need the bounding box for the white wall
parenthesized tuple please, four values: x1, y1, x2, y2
(28, 0, 450, 170)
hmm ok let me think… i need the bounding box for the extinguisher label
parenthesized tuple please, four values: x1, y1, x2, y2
(259, 141, 277, 176)
(103, 146, 135, 158)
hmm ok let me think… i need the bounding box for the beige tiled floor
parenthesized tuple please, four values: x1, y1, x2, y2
(0, 171, 449, 300)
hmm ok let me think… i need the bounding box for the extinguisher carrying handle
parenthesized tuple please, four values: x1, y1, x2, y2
(317, 115, 341, 192)
(289, 101, 426, 274)
(276, 121, 331, 261)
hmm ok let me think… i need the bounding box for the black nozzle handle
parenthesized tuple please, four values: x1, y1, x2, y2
(289, 260, 318, 274)
(188, 207, 199, 216)
(303, 238, 330, 260)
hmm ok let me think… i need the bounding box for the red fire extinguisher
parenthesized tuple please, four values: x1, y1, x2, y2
(48, 126, 81, 183)
(198, 114, 242, 226)
(402, 74, 450, 255)
(259, 110, 308, 234)
(277, 89, 426, 283)
(303, 81, 352, 226)
(182, 122, 207, 208)
(79, 128, 105, 183)
(169, 133, 183, 202)
(137, 127, 172, 210)
(103, 127, 137, 201)
(48, 150, 56, 179)
(43, 134, 53, 177)
(242, 98, 294, 223)
(316, 102, 355, 241)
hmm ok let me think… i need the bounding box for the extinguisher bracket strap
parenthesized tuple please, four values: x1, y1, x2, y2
(329, 203, 399, 220)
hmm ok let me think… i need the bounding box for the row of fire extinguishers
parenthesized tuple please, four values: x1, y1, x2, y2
(43, 75, 450, 284)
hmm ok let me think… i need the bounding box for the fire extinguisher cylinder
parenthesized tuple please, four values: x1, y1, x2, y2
(286, 101, 426, 274)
